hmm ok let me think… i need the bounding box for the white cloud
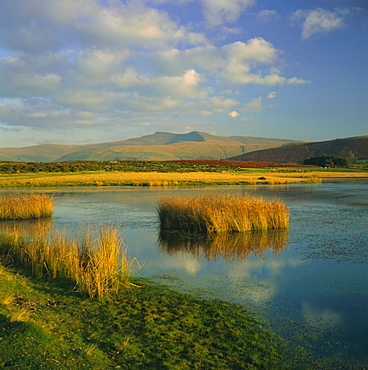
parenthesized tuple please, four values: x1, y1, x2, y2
(0, 0, 206, 53)
(75, 49, 130, 85)
(243, 97, 264, 112)
(291, 8, 348, 39)
(136, 121, 152, 127)
(302, 302, 342, 329)
(257, 10, 279, 21)
(229, 110, 240, 117)
(267, 91, 276, 99)
(0, 0, 309, 138)
(220, 38, 310, 86)
(202, 0, 254, 27)
(210, 96, 239, 113)
(156, 69, 206, 98)
(223, 38, 278, 64)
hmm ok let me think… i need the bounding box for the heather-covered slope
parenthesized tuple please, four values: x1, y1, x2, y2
(229, 136, 368, 163)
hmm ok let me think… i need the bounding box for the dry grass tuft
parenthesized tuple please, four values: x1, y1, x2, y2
(7, 307, 31, 322)
(0, 226, 135, 298)
(0, 193, 53, 220)
(157, 193, 289, 233)
(1, 294, 15, 305)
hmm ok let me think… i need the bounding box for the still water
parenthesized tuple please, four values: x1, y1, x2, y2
(2, 180, 368, 366)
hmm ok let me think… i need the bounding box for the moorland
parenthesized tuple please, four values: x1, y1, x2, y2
(0, 159, 367, 188)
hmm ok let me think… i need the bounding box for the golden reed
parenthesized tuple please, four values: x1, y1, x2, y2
(0, 193, 53, 220)
(0, 225, 134, 298)
(157, 193, 289, 233)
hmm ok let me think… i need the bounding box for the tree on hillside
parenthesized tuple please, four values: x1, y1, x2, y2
(303, 155, 350, 168)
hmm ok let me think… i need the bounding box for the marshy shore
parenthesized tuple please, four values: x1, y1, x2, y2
(1, 169, 367, 188)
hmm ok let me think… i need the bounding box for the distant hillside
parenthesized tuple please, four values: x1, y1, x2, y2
(229, 136, 368, 163)
(0, 131, 297, 162)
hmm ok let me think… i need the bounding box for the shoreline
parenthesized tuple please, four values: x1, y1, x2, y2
(1, 170, 367, 188)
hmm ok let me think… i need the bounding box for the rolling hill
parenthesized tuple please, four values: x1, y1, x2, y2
(229, 136, 368, 163)
(0, 131, 297, 162)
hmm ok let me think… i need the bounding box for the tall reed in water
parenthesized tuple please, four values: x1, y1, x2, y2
(157, 193, 289, 233)
(0, 193, 53, 220)
(0, 225, 133, 298)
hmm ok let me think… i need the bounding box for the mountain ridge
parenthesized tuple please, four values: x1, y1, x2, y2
(229, 135, 368, 163)
(0, 131, 298, 162)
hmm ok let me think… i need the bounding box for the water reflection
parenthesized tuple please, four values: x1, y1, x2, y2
(158, 229, 288, 261)
(0, 218, 53, 236)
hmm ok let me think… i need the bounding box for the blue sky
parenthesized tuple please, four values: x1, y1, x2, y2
(0, 0, 367, 148)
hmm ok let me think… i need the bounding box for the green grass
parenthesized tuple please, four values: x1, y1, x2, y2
(0, 160, 325, 174)
(158, 193, 289, 233)
(0, 263, 294, 369)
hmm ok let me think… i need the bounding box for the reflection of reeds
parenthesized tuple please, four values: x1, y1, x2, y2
(158, 229, 288, 261)
(0, 219, 53, 236)
(157, 193, 289, 233)
(0, 225, 134, 298)
(0, 193, 53, 220)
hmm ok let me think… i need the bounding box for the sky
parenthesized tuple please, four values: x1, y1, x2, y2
(0, 0, 367, 148)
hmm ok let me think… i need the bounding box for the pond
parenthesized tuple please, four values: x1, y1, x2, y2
(2, 180, 368, 366)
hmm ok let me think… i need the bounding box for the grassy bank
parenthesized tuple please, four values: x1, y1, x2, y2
(158, 193, 289, 233)
(0, 170, 326, 188)
(1, 262, 362, 369)
(1, 168, 368, 188)
(0, 262, 297, 369)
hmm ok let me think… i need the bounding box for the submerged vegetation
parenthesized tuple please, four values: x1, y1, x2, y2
(158, 193, 289, 234)
(0, 226, 133, 298)
(0, 193, 53, 220)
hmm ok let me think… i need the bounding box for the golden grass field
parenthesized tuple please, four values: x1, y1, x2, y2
(1, 170, 366, 188)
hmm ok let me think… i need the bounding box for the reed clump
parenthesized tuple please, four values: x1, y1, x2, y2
(0, 193, 53, 220)
(157, 193, 289, 233)
(0, 225, 134, 298)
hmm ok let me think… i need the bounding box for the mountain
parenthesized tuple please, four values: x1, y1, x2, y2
(229, 136, 368, 163)
(0, 131, 297, 162)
